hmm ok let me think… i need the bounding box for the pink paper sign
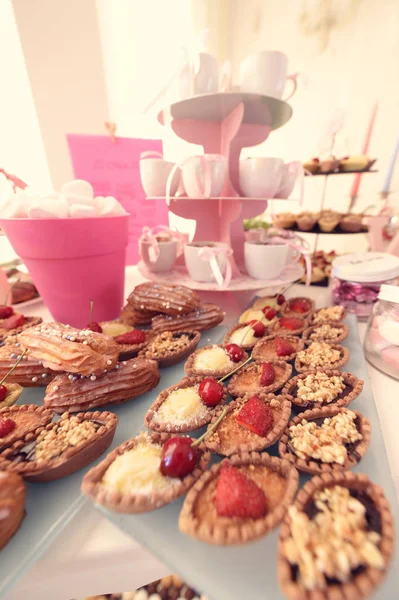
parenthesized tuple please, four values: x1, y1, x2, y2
(67, 134, 169, 264)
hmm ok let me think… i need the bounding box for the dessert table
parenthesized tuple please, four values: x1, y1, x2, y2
(4, 268, 399, 600)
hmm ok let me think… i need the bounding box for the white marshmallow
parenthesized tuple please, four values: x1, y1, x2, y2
(28, 198, 69, 219)
(61, 179, 93, 199)
(379, 320, 399, 346)
(95, 195, 126, 216)
(69, 203, 97, 218)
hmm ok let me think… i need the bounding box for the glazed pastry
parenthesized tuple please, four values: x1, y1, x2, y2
(319, 155, 339, 173)
(100, 320, 151, 360)
(8, 280, 38, 304)
(295, 342, 349, 372)
(0, 471, 26, 551)
(340, 155, 374, 172)
(151, 303, 224, 334)
(204, 393, 292, 456)
(0, 410, 118, 482)
(81, 431, 210, 513)
(281, 297, 315, 319)
(272, 212, 296, 229)
(303, 158, 320, 174)
(145, 376, 227, 433)
(44, 358, 160, 413)
(119, 303, 157, 326)
(185, 344, 249, 378)
(278, 472, 394, 599)
(128, 283, 201, 316)
(179, 452, 298, 545)
(283, 370, 363, 410)
(278, 406, 371, 474)
(18, 322, 119, 376)
(296, 212, 317, 232)
(339, 213, 363, 233)
(0, 344, 56, 387)
(252, 335, 304, 363)
(0, 404, 53, 451)
(312, 305, 346, 323)
(303, 321, 349, 344)
(228, 360, 292, 397)
(223, 322, 268, 350)
(139, 331, 200, 368)
(0, 314, 42, 342)
(272, 316, 308, 336)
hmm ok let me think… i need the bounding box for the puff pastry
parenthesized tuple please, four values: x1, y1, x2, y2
(151, 303, 224, 334)
(0, 343, 56, 387)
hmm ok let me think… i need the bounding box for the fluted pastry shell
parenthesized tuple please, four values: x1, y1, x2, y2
(0, 315, 42, 342)
(18, 322, 119, 376)
(0, 471, 26, 551)
(0, 382, 23, 409)
(151, 303, 224, 334)
(0, 404, 53, 451)
(44, 357, 160, 413)
(128, 282, 201, 316)
(0, 343, 57, 387)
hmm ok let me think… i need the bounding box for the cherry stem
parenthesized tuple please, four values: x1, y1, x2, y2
(3, 278, 20, 305)
(0, 349, 28, 385)
(218, 355, 252, 383)
(90, 299, 94, 326)
(192, 406, 229, 447)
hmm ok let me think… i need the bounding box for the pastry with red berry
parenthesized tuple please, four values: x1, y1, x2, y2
(223, 320, 268, 350)
(273, 316, 309, 337)
(280, 296, 315, 319)
(303, 157, 320, 174)
(0, 310, 42, 343)
(81, 431, 210, 513)
(179, 452, 298, 545)
(151, 303, 224, 334)
(145, 376, 227, 433)
(252, 335, 304, 363)
(185, 344, 249, 378)
(252, 293, 285, 311)
(0, 404, 53, 451)
(139, 330, 200, 368)
(227, 360, 292, 397)
(0, 470, 26, 551)
(204, 393, 292, 456)
(100, 320, 151, 360)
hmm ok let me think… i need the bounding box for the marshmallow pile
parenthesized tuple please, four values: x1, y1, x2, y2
(0, 179, 126, 219)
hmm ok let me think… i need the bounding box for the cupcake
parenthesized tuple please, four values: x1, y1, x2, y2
(318, 210, 341, 233)
(303, 158, 320, 174)
(296, 211, 317, 232)
(339, 155, 375, 172)
(339, 213, 363, 233)
(319, 155, 340, 173)
(272, 212, 296, 229)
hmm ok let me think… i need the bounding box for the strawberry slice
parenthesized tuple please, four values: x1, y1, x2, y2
(1, 313, 24, 330)
(248, 320, 266, 337)
(263, 307, 277, 320)
(215, 463, 267, 519)
(236, 394, 274, 436)
(289, 298, 310, 314)
(115, 330, 146, 345)
(279, 317, 304, 331)
(260, 362, 275, 386)
(275, 337, 295, 357)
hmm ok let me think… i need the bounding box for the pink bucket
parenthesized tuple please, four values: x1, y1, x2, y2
(0, 215, 129, 327)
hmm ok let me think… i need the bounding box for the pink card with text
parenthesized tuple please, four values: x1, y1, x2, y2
(67, 134, 169, 264)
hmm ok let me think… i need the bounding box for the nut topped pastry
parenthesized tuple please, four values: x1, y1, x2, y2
(128, 283, 201, 316)
(283, 370, 363, 410)
(0, 405, 53, 451)
(18, 322, 119, 376)
(303, 321, 349, 344)
(313, 305, 346, 324)
(295, 342, 349, 372)
(151, 303, 224, 334)
(139, 331, 200, 367)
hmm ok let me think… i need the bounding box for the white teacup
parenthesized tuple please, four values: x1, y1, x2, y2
(245, 241, 292, 280)
(140, 239, 178, 273)
(239, 157, 284, 198)
(177, 52, 219, 101)
(184, 242, 232, 287)
(139, 153, 180, 197)
(277, 161, 303, 199)
(239, 51, 297, 100)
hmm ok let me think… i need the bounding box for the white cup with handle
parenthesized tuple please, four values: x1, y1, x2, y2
(239, 157, 284, 198)
(239, 51, 297, 100)
(139, 151, 180, 197)
(184, 241, 233, 288)
(276, 161, 305, 199)
(177, 52, 219, 101)
(166, 154, 226, 202)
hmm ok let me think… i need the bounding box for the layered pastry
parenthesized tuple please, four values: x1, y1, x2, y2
(82, 432, 210, 513)
(204, 393, 292, 456)
(252, 335, 304, 363)
(100, 320, 151, 360)
(339, 213, 363, 233)
(0, 404, 53, 451)
(18, 322, 119, 376)
(278, 472, 394, 599)
(283, 370, 364, 410)
(0, 314, 42, 342)
(185, 344, 248, 378)
(318, 210, 341, 233)
(223, 321, 268, 350)
(340, 155, 375, 172)
(0, 410, 118, 482)
(227, 360, 292, 397)
(312, 305, 346, 323)
(303, 158, 320, 174)
(179, 452, 298, 545)
(0, 343, 57, 387)
(0, 471, 26, 551)
(272, 212, 297, 229)
(44, 358, 160, 413)
(279, 406, 371, 474)
(295, 341, 349, 372)
(296, 211, 317, 231)
(139, 331, 200, 368)
(151, 303, 224, 334)
(303, 322, 349, 344)
(281, 297, 315, 319)
(119, 303, 157, 326)
(145, 376, 227, 433)
(128, 283, 201, 316)
(273, 317, 308, 337)
(0, 382, 23, 410)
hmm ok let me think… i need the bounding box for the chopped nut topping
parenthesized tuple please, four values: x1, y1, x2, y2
(288, 410, 362, 464)
(297, 342, 341, 368)
(35, 414, 97, 462)
(270, 399, 282, 408)
(283, 485, 385, 591)
(297, 372, 345, 404)
(310, 323, 343, 341)
(143, 332, 192, 359)
(313, 306, 344, 323)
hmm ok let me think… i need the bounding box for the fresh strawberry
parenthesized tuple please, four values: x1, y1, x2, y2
(215, 463, 267, 519)
(263, 308, 277, 320)
(260, 362, 275, 386)
(279, 317, 304, 331)
(236, 394, 274, 436)
(0, 418, 16, 438)
(2, 313, 24, 330)
(248, 320, 266, 337)
(277, 294, 285, 305)
(275, 337, 295, 357)
(115, 330, 146, 345)
(289, 298, 309, 314)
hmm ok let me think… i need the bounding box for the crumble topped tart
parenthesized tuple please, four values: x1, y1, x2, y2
(303, 322, 349, 345)
(312, 306, 346, 324)
(295, 342, 349, 372)
(139, 331, 200, 367)
(283, 370, 363, 410)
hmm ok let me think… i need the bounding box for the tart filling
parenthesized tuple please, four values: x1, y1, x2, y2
(296, 342, 348, 371)
(228, 360, 292, 397)
(140, 331, 200, 366)
(195, 346, 233, 371)
(304, 322, 349, 344)
(296, 371, 345, 404)
(185, 344, 249, 378)
(313, 306, 345, 323)
(228, 325, 259, 347)
(252, 335, 304, 363)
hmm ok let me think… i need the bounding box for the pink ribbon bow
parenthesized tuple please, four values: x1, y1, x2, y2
(198, 246, 233, 289)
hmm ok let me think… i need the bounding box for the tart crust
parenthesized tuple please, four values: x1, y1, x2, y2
(0, 404, 53, 451)
(295, 343, 350, 373)
(272, 317, 310, 337)
(145, 376, 227, 433)
(312, 306, 347, 324)
(278, 471, 395, 600)
(223, 323, 270, 350)
(179, 452, 299, 545)
(139, 331, 201, 368)
(281, 297, 315, 319)
(0, 315, 42, 342)
(278, 406, 371, 474)
(100, 320, 151, 360)
(185, 345, 249, 378)
(204, 393, 292, 456)
(0, 382, 23, 410)
(228, 360, 292, 397)
(252, 335, 304, 363)
(0, 471, 26, 551)
(283, 369, 363, 410)
(81, 432, 210, 513)
(303, 321, 349, 345)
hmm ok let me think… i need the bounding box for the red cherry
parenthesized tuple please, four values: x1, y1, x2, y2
(198, 377, 224, 407)
(277, 294, 285, 305)
(0, 306, 14, 319)
(0, 418, 16, 438)
(115, 330, 146, 345)
(2, 313, 24, 330)
(0, 385, 7, 402)
(263, 308, 277, 320)
(160, 437, 199, 478)
(87, 322, 103, 333)
(248, 320, 266, 338)
(225, 343, 245, 363)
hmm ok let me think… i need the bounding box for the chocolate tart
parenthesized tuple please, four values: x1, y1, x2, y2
(228, 360, 292, 397)
(303, 321, 349, 345)
(252, 335, 304, 363)
(281, 297, 315, 319)
(0, 382, 23, 409)
(283, 369, 364, 410)
(278, 472, 395, 600)
(295, 342, 349, 373)
(44, 358, 160, 413)
(120, 303, 157, 326)
(204, 393, 292, 456)
(139, 330, 200, 368)
(312, 305, 346, 324)
(128, 283, 201, 316)
(278, 406, 371, 474)
(179, 452, 299, 545)
(185, 344, 249, 378)
(0, 404, 53, 451)
(145, 376, 227, 433)
(0, 410, 118, 482)
(81, 431, 210, 513)
(0, 315, 42, 342)
(272, 317, 309, 337)
(223, 323, 269, 350)
(0, 343, 56, 387)
(0, 471, 26, 551)
(151, 303, 224, 334)
(100, 320, 151, 360)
